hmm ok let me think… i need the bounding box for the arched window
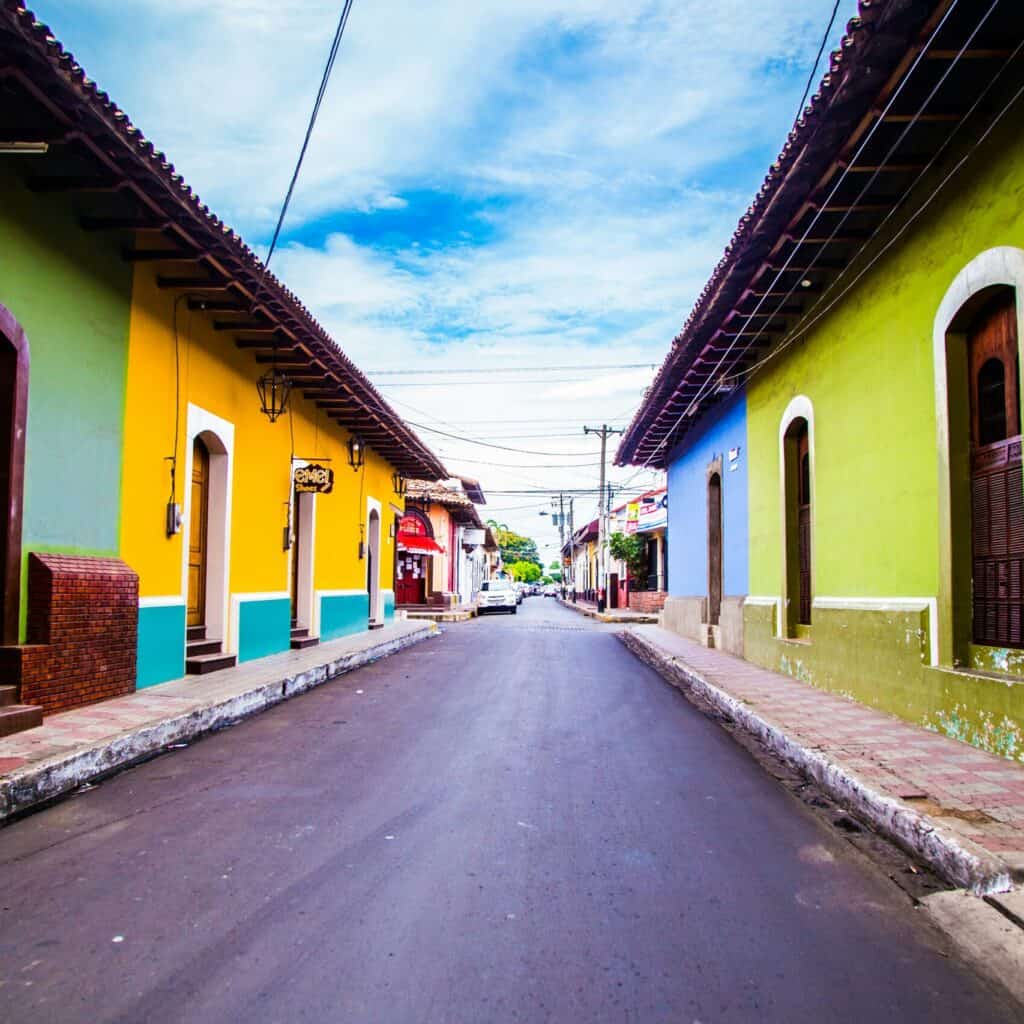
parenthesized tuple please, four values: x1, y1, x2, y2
(977, 357, 1007, 445)
(781, 408, 812, 636)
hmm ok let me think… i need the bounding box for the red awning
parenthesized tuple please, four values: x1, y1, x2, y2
(397, 532, 445, 555)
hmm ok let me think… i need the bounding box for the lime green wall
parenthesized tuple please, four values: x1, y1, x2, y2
(0, 162, 132, 637)
(743, 101, 1024, 762)
(748, 111, 1024, 599)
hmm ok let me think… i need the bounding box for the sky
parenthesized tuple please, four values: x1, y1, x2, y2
(32, 0, 857, 567)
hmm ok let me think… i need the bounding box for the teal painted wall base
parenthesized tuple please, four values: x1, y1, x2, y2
(383, 590, 395, 623)
(238, 598, 290, 663)
(137, 603, 185, 688)
(321, 592, 369, 641)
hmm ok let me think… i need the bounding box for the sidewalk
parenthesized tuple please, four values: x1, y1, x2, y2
(559, 596, 659, 624)
(0, 619, 435, 823)
(621, 624, 1024, 896)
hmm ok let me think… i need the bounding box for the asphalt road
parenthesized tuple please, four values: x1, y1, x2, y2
(0, 599, 1016, 1022)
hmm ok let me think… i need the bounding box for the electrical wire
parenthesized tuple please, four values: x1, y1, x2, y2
(405, 420, 608, 457)
(253, 0, 356, 302)
(369, 362, 656, 376)
(639, 0, 977, 467)
(793, 0, 843, 128)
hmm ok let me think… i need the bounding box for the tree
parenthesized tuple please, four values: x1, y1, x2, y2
(506, 560, 542, 583)
(486, 520, 542, 568)
(609, 532, 646, 581)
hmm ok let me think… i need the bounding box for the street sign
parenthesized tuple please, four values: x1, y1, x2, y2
(294, 463, 334, 494)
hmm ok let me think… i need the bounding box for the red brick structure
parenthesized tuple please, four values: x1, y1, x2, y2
(628, 590, 668, 614)
(0, 554, 138, 714)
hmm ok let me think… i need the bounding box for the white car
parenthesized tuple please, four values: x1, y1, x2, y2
(477, 578, 518, 615)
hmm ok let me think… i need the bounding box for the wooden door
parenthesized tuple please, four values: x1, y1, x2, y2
(396, 553, 426, 605)
(969, 294, 1023, 647)
(708, 473, 722, 625)
(797, 431, 811, 626)
(290, 502, 300, 625)
(187, 438, 209, 627)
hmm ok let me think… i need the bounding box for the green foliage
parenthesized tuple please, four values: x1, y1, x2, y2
(486, 519, 542, 567)
(506, 560, 542, 583)
(609, 532, 646, 579)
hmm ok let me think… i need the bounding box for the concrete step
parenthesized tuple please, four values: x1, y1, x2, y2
(186, 652, 237, 675)
(0, 703, 43, 737)
(290, 635, 320, 650)
(290, 627, 309, 639)
(186, 638, 222, 657)
(187, 625, 206, 642)
(0, 685, 18, 708)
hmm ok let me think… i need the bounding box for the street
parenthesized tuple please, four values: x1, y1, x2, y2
(0, 599, 1015, 1022)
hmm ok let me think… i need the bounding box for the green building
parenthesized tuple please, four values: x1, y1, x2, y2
(617, 1, 1024, 761)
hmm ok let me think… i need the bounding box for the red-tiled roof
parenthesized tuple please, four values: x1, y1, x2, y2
(616, 0, 1019, 466)
(0, 2, 447, 480)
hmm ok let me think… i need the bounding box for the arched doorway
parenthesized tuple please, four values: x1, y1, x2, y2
(707, 471, 722, 626)
(966, 289, 1023, 648)
(396, 508, 433, 606)
(185, 425, 231, 642)
(367, 508, 381, 626)
(0, 307, 28, 645)
(187, 436, 209, 628)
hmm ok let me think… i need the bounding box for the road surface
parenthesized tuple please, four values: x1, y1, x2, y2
(0, 599, 1015, 1021)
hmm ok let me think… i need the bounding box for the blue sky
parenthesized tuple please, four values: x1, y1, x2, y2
(29, 0, 857, 550)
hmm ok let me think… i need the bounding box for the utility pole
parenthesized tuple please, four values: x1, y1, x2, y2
(556, 492, 566, 597)
(584, 424, 624, 612)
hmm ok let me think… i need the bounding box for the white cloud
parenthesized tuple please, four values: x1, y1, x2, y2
(31, 0, 859, 542)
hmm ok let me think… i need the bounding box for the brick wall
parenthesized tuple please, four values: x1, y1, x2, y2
(628, 590, 668, 613)
(0, 554, 139, 714)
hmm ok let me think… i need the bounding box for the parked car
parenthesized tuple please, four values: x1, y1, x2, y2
(543, 584, 558, 597)
(513, 582, 525, 604)
(477, 578, 518, 615)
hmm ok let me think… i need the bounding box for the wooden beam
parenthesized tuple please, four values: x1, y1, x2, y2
(764, 262, 844, 273)
(784, 233, 870, 245)
(188, 299, 244, 312)
(157, 276, 230, 290)
(253, 354, 311, 365)
(80, 216, 167, 232)
(26, 176, 121, 193)
(122, 248, 200, 262)
(881, 112, 960, 123)
(925, 49, 1013, 60)
(235, 338, 296, 351)
(843, 163, 924, 173)
(213, 321, 274, 332)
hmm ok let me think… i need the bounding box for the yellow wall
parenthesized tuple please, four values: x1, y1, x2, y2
(121, 265, 402, 604)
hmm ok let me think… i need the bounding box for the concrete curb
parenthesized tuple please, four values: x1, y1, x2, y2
(0, 623, 436, 824)
(557, 597, 659, 625)
(619, 627, 1014, 896)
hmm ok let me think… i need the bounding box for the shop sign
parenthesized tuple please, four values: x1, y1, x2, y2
(294, 463, 334, 494)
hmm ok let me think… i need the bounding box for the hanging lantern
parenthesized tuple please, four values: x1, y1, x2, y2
(392, 472, 407, 496)
(256, 365, 291, 422)
(347, 432, 365, 471)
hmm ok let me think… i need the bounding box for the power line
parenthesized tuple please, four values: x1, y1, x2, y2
(255, 0, 356, 295)
(792, 0, 842, 128)
(377, 378, 646, 388)
(640, 0, 975, 468)
(369, 363, 656, 376)
(406, 420, 605, 456)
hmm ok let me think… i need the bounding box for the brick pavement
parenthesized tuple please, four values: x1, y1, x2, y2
(626, 625, 1024, 884)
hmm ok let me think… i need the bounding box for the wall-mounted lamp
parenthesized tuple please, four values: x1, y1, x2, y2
(392, 472, 407, 496)
(256, 358, 291, 423)
(347, 433, 365, 471)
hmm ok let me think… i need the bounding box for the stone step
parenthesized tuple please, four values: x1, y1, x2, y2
(187, 625, 206, 642)
(186, 638, 222, 657)
(0, 703, 43, 737)
(290, 635, 319, 650)
(290, 627, 309, 639)
(0, 685, 18, 708)
(185, 652, 237, 675)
